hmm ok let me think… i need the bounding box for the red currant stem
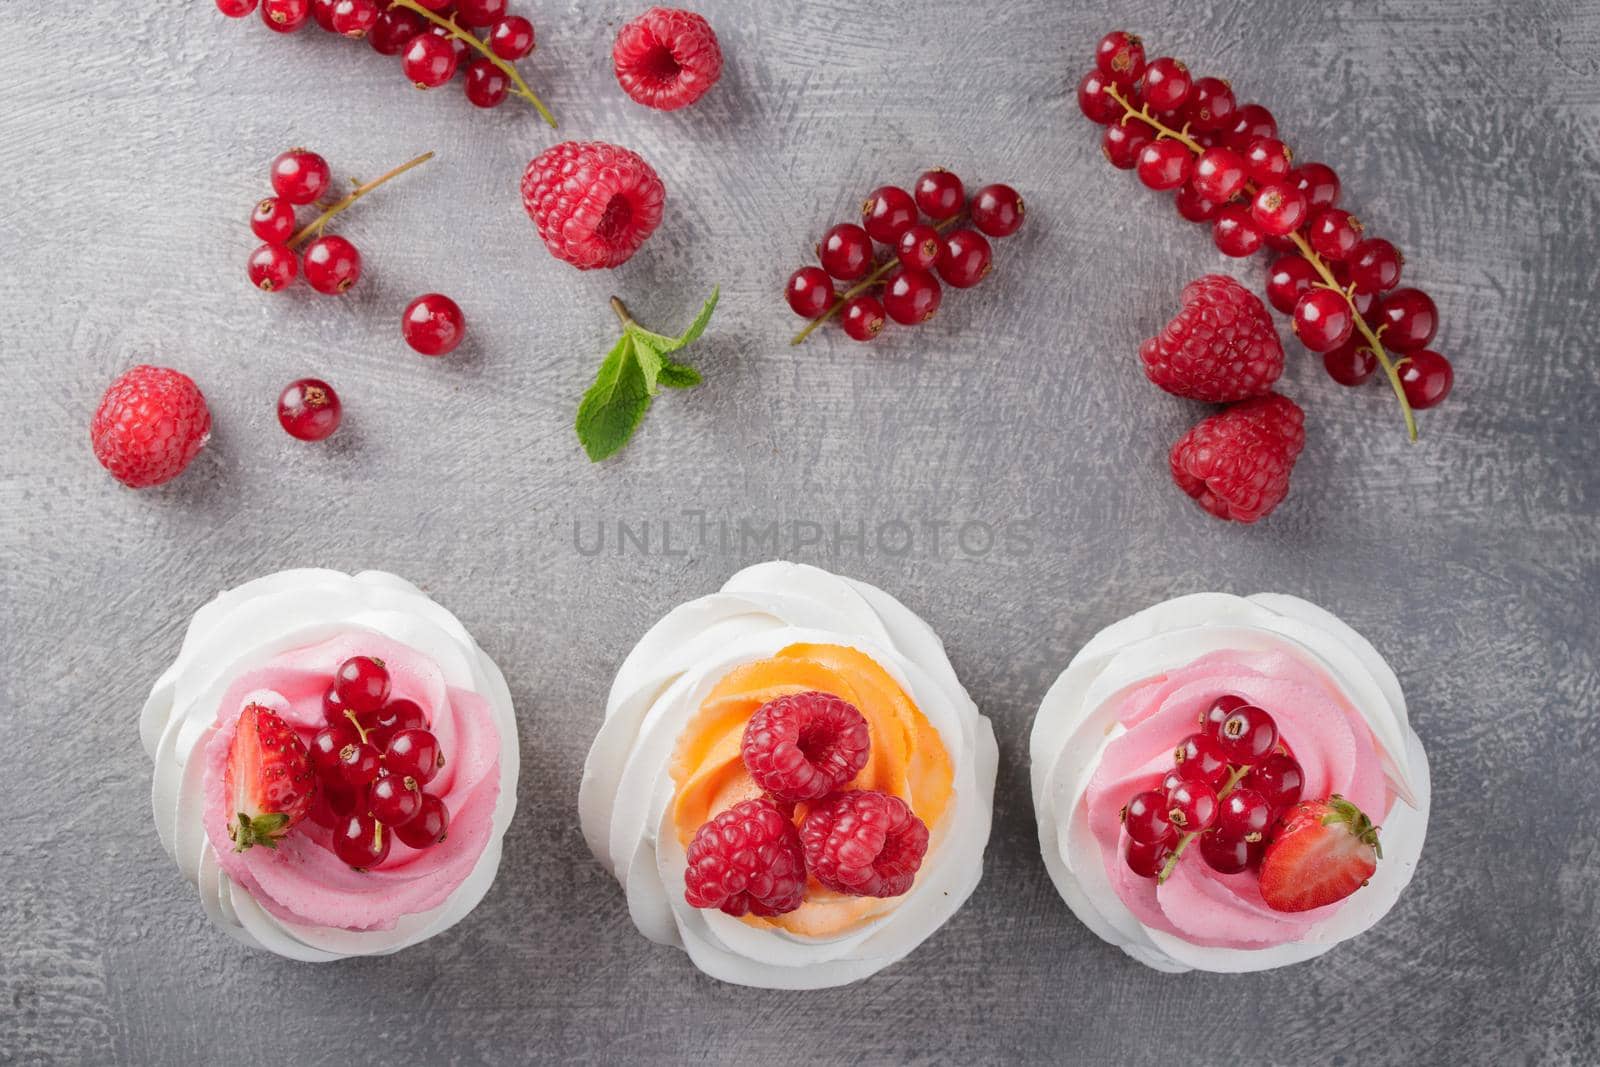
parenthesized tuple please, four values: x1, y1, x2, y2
(342, 709, 372, 745)
(1157, 764, 1251, 885)
(1102, 85, 1420, 442)
(789, 213, 968, 346)
(384, 0, 557, 128)
(289, 151, 434, 249)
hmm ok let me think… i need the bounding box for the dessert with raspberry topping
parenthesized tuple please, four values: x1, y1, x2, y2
(580, 561, 997, 988)
(1030, 592, 1430, 973)
(141, 569, 518, 961)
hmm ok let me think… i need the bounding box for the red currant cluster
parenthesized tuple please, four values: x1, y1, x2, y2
(1079, 31, 1454, 439)
(1121, 696, 1304, 882)
(785, 171, 1025, 343)
(215, 0, 551, 124)
(305, 655, 451, 870)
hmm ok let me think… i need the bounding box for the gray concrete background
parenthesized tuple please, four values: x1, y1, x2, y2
(3, 0, 1598, 1063)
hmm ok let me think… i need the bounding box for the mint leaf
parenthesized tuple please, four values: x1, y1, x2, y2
(630, 286, 720, 354)
(657, 362, 702, 389)
(631, 334, 666, 396)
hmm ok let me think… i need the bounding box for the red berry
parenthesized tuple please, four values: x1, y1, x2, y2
(740, 691, 871, 802)
(394, 793, 450, 848)
(1224, 103, 1277, 150)
(1102, 122, 1153, 170)
(311, 0, 338, 31)
(896, 224, 943, 271)
(1323, 339, 1378, 386)
(841, 295, 886, 342)
(1374, 288, 1438, 351)
(1264, 255, 1318, 314)
(1292, 162, 1341, 210)
(1243, 753, 1306, 813)
(261, 0, 310, 32)
(1199, 832, 1256, 874)
(1250, 181, 1309, 238)
(1293, 288, 1355, 352)
(370, 698, 428, 749)
(251, 197, 297, 245)
(488, 16, 535, 60)
(1348, 238, 1404, 293)
(270, 148, 331, 205)
(936, 229, 992, 289)
(1173, 181, 1221, 223)
(216, 0, 259, 16)
(785, 267, 835, 318)
(1077, 69, 1123, 124)
(1216, 704, 1280, 763)
(1200, 694, 1250, 737)
(369, 773, 423, 826)
(1166, 779, 1218, 834)
(801, 789, 929, 898)
(247, 243, 299, 292)
(970, 184, 1025, 238)
(521, 141, 666, 270)
(1170, 394, 1306, 523)
(454, 0, 506, 29)
(1136, 140, 1192, 191)
(402, 32, 459, 88)
(386, 728, 444, 785)
(1174, 732, 1231, 789)
(427, 23, 470, 68)
(367, 7, 424, 54)
(1191, 147, 1247, 202)
(336, 739, 382, 788)
(1126, 837, 1175, 879)
(309, 724, 357, 776)
(1308, 209, 1364, 262)
(1141, 57, 1192, 111)
(224, 704, 317, 852)
(1184, 76, 1236, 131)
(1123, 789, 1175, 844)
(684, 797, 806, 916)
(612, 6, 723, 111)
(882, 267, 942, 325)
(1399, 350, 1453, 409)
(1141, 274, 1283, 403)
(332, 812, 391, 870)
(913, 169, 965, 220)
(861, 185, 918, 244)
(1211, 203, 1262, 257)
(402, 293, 466, 356)
(817, 223, 874, 281)
(277, 378, 341, 441)
(1242, 137, 1293, 184)
(301, 235, 361, 295)
(464, 58, 510, 108)
(334, 655, 390, 714)
(1218, 788, 1274, 842)
(322, 683, 356, 727)
(330, 0, 378, 37)
(1095, 30, 1145, 86)
(90, 366, 211, 489)
(1259, 797, 1380, 912)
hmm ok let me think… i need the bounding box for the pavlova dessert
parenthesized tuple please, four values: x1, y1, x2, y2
(141, 569, 517, 962)
(1030, 593, 1429, 973)
(580, 561, 997, 988)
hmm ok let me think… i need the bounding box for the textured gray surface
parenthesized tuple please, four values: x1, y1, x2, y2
(2, 0, 1598, 1063)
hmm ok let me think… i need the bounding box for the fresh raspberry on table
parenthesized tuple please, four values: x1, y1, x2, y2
(521, 141, 666, 270)
(613, 7, 723, 111)
(683, 797, 807, 917)
(89, 365, 211, 489)
(1169, 393, 1305, 523)
(800, 789, 930, 898)
(741, 691, 871, 803)
(1141, 274, 1284, 402)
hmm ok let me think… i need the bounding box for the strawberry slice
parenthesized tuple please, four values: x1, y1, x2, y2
(226, 703, 317, 853)
(1258, 795, 1382, 913)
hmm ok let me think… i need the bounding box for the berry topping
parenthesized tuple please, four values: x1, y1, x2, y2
(1217, 788, 1274, 842)
(301, 234, 362, 294)
(1259, 796, 1382, 912)
(1243, 754, 1307, 819)
(225, 703, 316, 853)
(1126, 837, 1176, 879)
(402, 293, 467, 356)
(1141, 274, 1284, 403)
(332, 812, 391, 870)
(1199, 831, 1257, 874)
(1165, 779, 1219, 834)
(370, 698, 428, 748)
(1174, 732, 1230, 788)
(308, 724, 357, 776)
(800, 789, 930, 898)
(612, 6, 723, 111)
(741, 691, 871, 802)
(386, 728, 444, 786)
(333, 655, 390, 714)
(1199, 694, 1249, 737)
(913, 168, 965, 220)
(369, 773, 424, 826)
(90, 366, 211, 489)
(335, 738, 382, 787)
(270, 148, 330, 205)
(1169, 393, 1306, 523)
(683, 797, 806, 917)
(277, 378, 341, 441)
(1122, 790, 1175, 844)
(521, 141, 666, 270)
(969, 184, 1025, 238)
(394, 793, 451, 848)
(818, 223, 874, 281)
(861, 185, 919, 244)
(1398, 350, 1454, 409)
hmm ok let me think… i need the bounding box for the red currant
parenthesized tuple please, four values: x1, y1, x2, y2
(1399, 350, 1453, 409)
(1141, 57, 1192, 111)
(882, 268, 942, 324)
(1265, 255, 1318, 314)
(1292, 162, 1341, 210)
(896, 224, 942, 271)
(1102, 122, 1153, 170)
(1224, 103, 1277, 150)
(1212, 203, 1262, 257)
(1307, 208, 1363, 262)
(1348, 238, 1404, 293)
(936, 229, 992, 289)
(1216, 704, 1280, 763)
(1250, 181, 1309, 237)
(785, 267, 835, 318)
(250, 197, 297, 245)
(428, 23, 470, 69)
(1242, 753, 1305, 812)
(1199, 694, 1249, 737)
(386, 728, 444, 785)
(311, 0, 338, 31)
(1123, 789, 1175, 844)
(336, 739, 382, 787)
(1374, 288, 1438, 351)
(261, 0, 310, 32)
(370, 773, 424, 826)
(247, 243, 299, 292)
(308, 724, 357, 776)
(1166, 779, 1219, 834)
(488, 15, 535, 60)
(394, 793, 450, 848)
(1190, 147, 1247, 202)
(1293, 288, 1355, 352)
(1173, 181, 1221, 223)
(1174, 733, 1230, 788)
(216, 0, 259, 16)
(403, 32, 459, 88)
(970, 184, 1025, 238)
(1135, 140, 1192, 191)
(302, 235, 362, 295)
(368, 7, 424, 54)
(464, 59, 510, 107)
(1095, 30, 1145, 86)
(1125, 837, 1175, 879)
(371, 698, 429, 748)
(402, 293, 466, 356)
(1077, 69, 1123, 125)
(1183, 76, 1236, 131)
(841, 296, 886, 342)
(323, 683, 356, 727)
(309, 783, 357, 828)
(818, 223, 874, 281)
(335, 655, 391, 713)
(454, 0, 506, 29)
(1199, 831, 1253, 874)
(330, 0, 378, 37)
(913, 169, 965, 220)
(1242, 137, 1292, 184)
(1323, 340, 1378, 386)
(1217, 788, 1273, 842)
(861, 186, 918, 244)
(277, 378, 341, 441)
(332, 812, 391, 869)
(270, 148, 331, 206)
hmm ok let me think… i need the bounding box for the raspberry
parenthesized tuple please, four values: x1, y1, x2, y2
(1169, 394, 1306, 524)
(520, 142, 666, 270)
(741, 691, 871, 802)
(90, 366, 211, 489)
(800, 790, 930, 898)
(1142, 274, 1284, 403)
(683, 797, 806, 917)
(612, 6, 723, 112)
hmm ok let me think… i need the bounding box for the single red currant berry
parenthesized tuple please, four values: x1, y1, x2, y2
(454, 0, 507, 29)
(323, 683, 356, 727)
(1122, 790, 1175, 844)
(370, 698, 428, 748)
(1374, 288, 1438, 351)
(216, 0, 259, 17)
(1173, 181, 1221, 223)
(386, 728, 444, 785)
(310, 0, 339, 31)
(370, 773, 424, 826)
(1307, 208, 1363, 262)
(1250, 181, 1310, 237)
(336, 740, 382, 787)
(1217, 788, 1274, 842)
(1141, 56, 1192, 111)
(330, 0, 378, 37)
(817, 223, 874, 281)
(1398, 350, 1454, 409)
(403, 32, 459, 88)
(1323, 339, 1378, 386)
(250, 197, 297, 245)
(1242, 137, 1293, 184)
(427, 23, 470, 68)
(394, 793, 449, 848)
(1224, 103, 1277, 150)
(1212, 203, 1262, 257)
(840, 295, 886, 342)
(1166, 779, 1219, 834)
(913, 169, 965, 220)
(1077, 69, 1124, 125)
(1199, 831, 1252, 874)
(247, 244, 299, 292)
(1293, 288, 1356, 352)
(464, 58, 510, 107)
(488, 15, 535, 60)
(1242, 753, 1305, 812)
(785, 267, 835, 318)
(308, 724, 358, 776)
(368, 7, 424, 54)
(1348, 238, 1404, 293)
(1135, 140, 1192, 191)
(882, 268, 943, 325)
(1102, 122, 1153, 170)
(334, 655, 390, 713)
(970, 184, 1025, 238)
(1292, 162, 1341, 210)
(861, 186, 919, 244)
(1184, 76, 1236, 131)
(1095, 30, 1145, 86)
(402, 293, 467, 356)
(936, 229, 992, 289)
(1174, 733, 1230, 789)
(301, 235, 362, 295)
(270, 148, 331, 205)
(1125, 838, 1175, 879)
(1265, 255, 1318, 314)
(332, 812, 391, 869)
(277, 378, 341, 441)
(896, 224, 942, 271)
(260, 0, 310, 33)
(1160, 769, 1186, 796)
(1216, 704, 1280, 763)
(1199, 695, 1250, 737)
(1191, 147, 1248, 202)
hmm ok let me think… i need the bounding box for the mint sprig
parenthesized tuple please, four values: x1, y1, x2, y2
(575, 288, 718, 462)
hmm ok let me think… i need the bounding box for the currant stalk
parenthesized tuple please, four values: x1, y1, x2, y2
(790, 214, 966, 346)
(288, 151, 434, 248)
(1158, 763, 1251, 884)
(385, 0, 557, 128)
(1103, 84, 1419, 441)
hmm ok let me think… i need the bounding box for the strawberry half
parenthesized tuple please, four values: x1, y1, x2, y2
(225, 703, 317, 853)
(1258, 795, 1382, 913)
